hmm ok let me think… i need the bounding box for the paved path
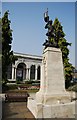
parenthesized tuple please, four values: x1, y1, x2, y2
(2, 102, 36, 120)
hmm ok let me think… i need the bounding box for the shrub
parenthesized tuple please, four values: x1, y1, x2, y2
(5, 84, 18, 91)
(67, 84, 77, 92)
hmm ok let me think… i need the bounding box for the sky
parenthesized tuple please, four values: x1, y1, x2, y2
(2, 0, 76, 2)
(2, 2, 75, 66)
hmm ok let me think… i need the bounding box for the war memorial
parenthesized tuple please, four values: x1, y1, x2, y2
(27, 10, 76, 118)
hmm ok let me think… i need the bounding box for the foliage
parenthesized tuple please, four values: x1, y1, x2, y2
(2, 83, 39, 93)
(2, 11, 17, 84)
(0, 18, 2, 59)
(0, 18, 2, 41)
(7, 89, 38, 93)
(4, 84, 18, 92)
(0, 18, 2, 83)
(25, 80, 40, 84)
(67, 84, 77, 92)
(51, 18, 74, 88)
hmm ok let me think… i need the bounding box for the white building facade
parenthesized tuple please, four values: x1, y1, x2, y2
(7, 52, 42, 83)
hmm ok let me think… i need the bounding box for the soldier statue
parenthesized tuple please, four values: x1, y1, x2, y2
(43, 8, 59, 49)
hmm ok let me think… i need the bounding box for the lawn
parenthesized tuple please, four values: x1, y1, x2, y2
(3, 83, 39, 93)
(6, 89, 39, 93)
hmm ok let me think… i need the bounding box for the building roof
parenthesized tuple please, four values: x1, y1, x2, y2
(14, 52, 42, 61)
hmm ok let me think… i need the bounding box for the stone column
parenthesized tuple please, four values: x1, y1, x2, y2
(23, 68, 26, 80)
(12, 66, 14, 80)
(28, 68, 30, 80)
(26, 68, 29, 80)
(26, 67, 30, 80)
(35, 66, 37, 80)
(15, 67, 17, 80)
(13, 67, 15, 79)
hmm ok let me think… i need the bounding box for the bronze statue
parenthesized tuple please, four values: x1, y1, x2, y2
(43, 8, 59, 49)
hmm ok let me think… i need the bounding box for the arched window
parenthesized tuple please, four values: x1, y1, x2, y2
(37, 66, 41, 80)
(30, 65, 35, 80)
(16, 63, 26, 81)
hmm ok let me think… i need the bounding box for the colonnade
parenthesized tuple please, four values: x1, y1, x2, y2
(12, 63, 41, 81)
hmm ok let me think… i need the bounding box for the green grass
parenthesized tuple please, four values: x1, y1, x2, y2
(26, 89, 39, 93)
(5, 89, 39, 94)
(5, 83, 31, 89)
(3, 83, 39, 93)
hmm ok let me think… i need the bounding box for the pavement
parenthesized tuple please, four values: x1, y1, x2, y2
(2, 101, 36, 120)
(1, 92, 36, 120)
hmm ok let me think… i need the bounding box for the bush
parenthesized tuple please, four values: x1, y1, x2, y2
(67, 84, 77, 92)
(16, 77, 23, 84)
(25, 80, 34, 84)
(8, 84, 18, 90)
(2, 83, 9, 92)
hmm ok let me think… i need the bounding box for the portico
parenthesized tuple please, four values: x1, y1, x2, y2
(7, 52, 42, 82)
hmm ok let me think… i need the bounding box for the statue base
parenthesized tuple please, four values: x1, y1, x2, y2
(27, 47, 76, 118)
(27, 97, 75, 118)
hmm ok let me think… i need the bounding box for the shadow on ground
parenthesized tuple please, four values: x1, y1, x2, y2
(2, 101, 35, 120)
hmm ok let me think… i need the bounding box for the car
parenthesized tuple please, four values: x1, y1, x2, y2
(71, 78, 77, 84)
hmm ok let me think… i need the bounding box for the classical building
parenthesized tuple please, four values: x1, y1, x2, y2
(7, 52, 42, 83)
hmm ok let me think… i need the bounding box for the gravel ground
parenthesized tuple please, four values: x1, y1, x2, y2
(2, 101, 76, 120)
(2, 101, 36, 120)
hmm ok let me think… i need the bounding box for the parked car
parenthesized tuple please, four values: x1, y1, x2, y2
(71, 78, 77, 84)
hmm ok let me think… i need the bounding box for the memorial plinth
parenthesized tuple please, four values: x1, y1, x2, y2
(27, 47, 75, 118)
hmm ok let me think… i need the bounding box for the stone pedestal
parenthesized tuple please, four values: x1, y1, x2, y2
(27, 47, 75, 118)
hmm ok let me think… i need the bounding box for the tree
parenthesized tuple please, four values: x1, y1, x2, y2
(52, 18, 74, 88)
(2, 11, 16, 84)
(0, 18, 2, 55)
(0, 18, 2, 85)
